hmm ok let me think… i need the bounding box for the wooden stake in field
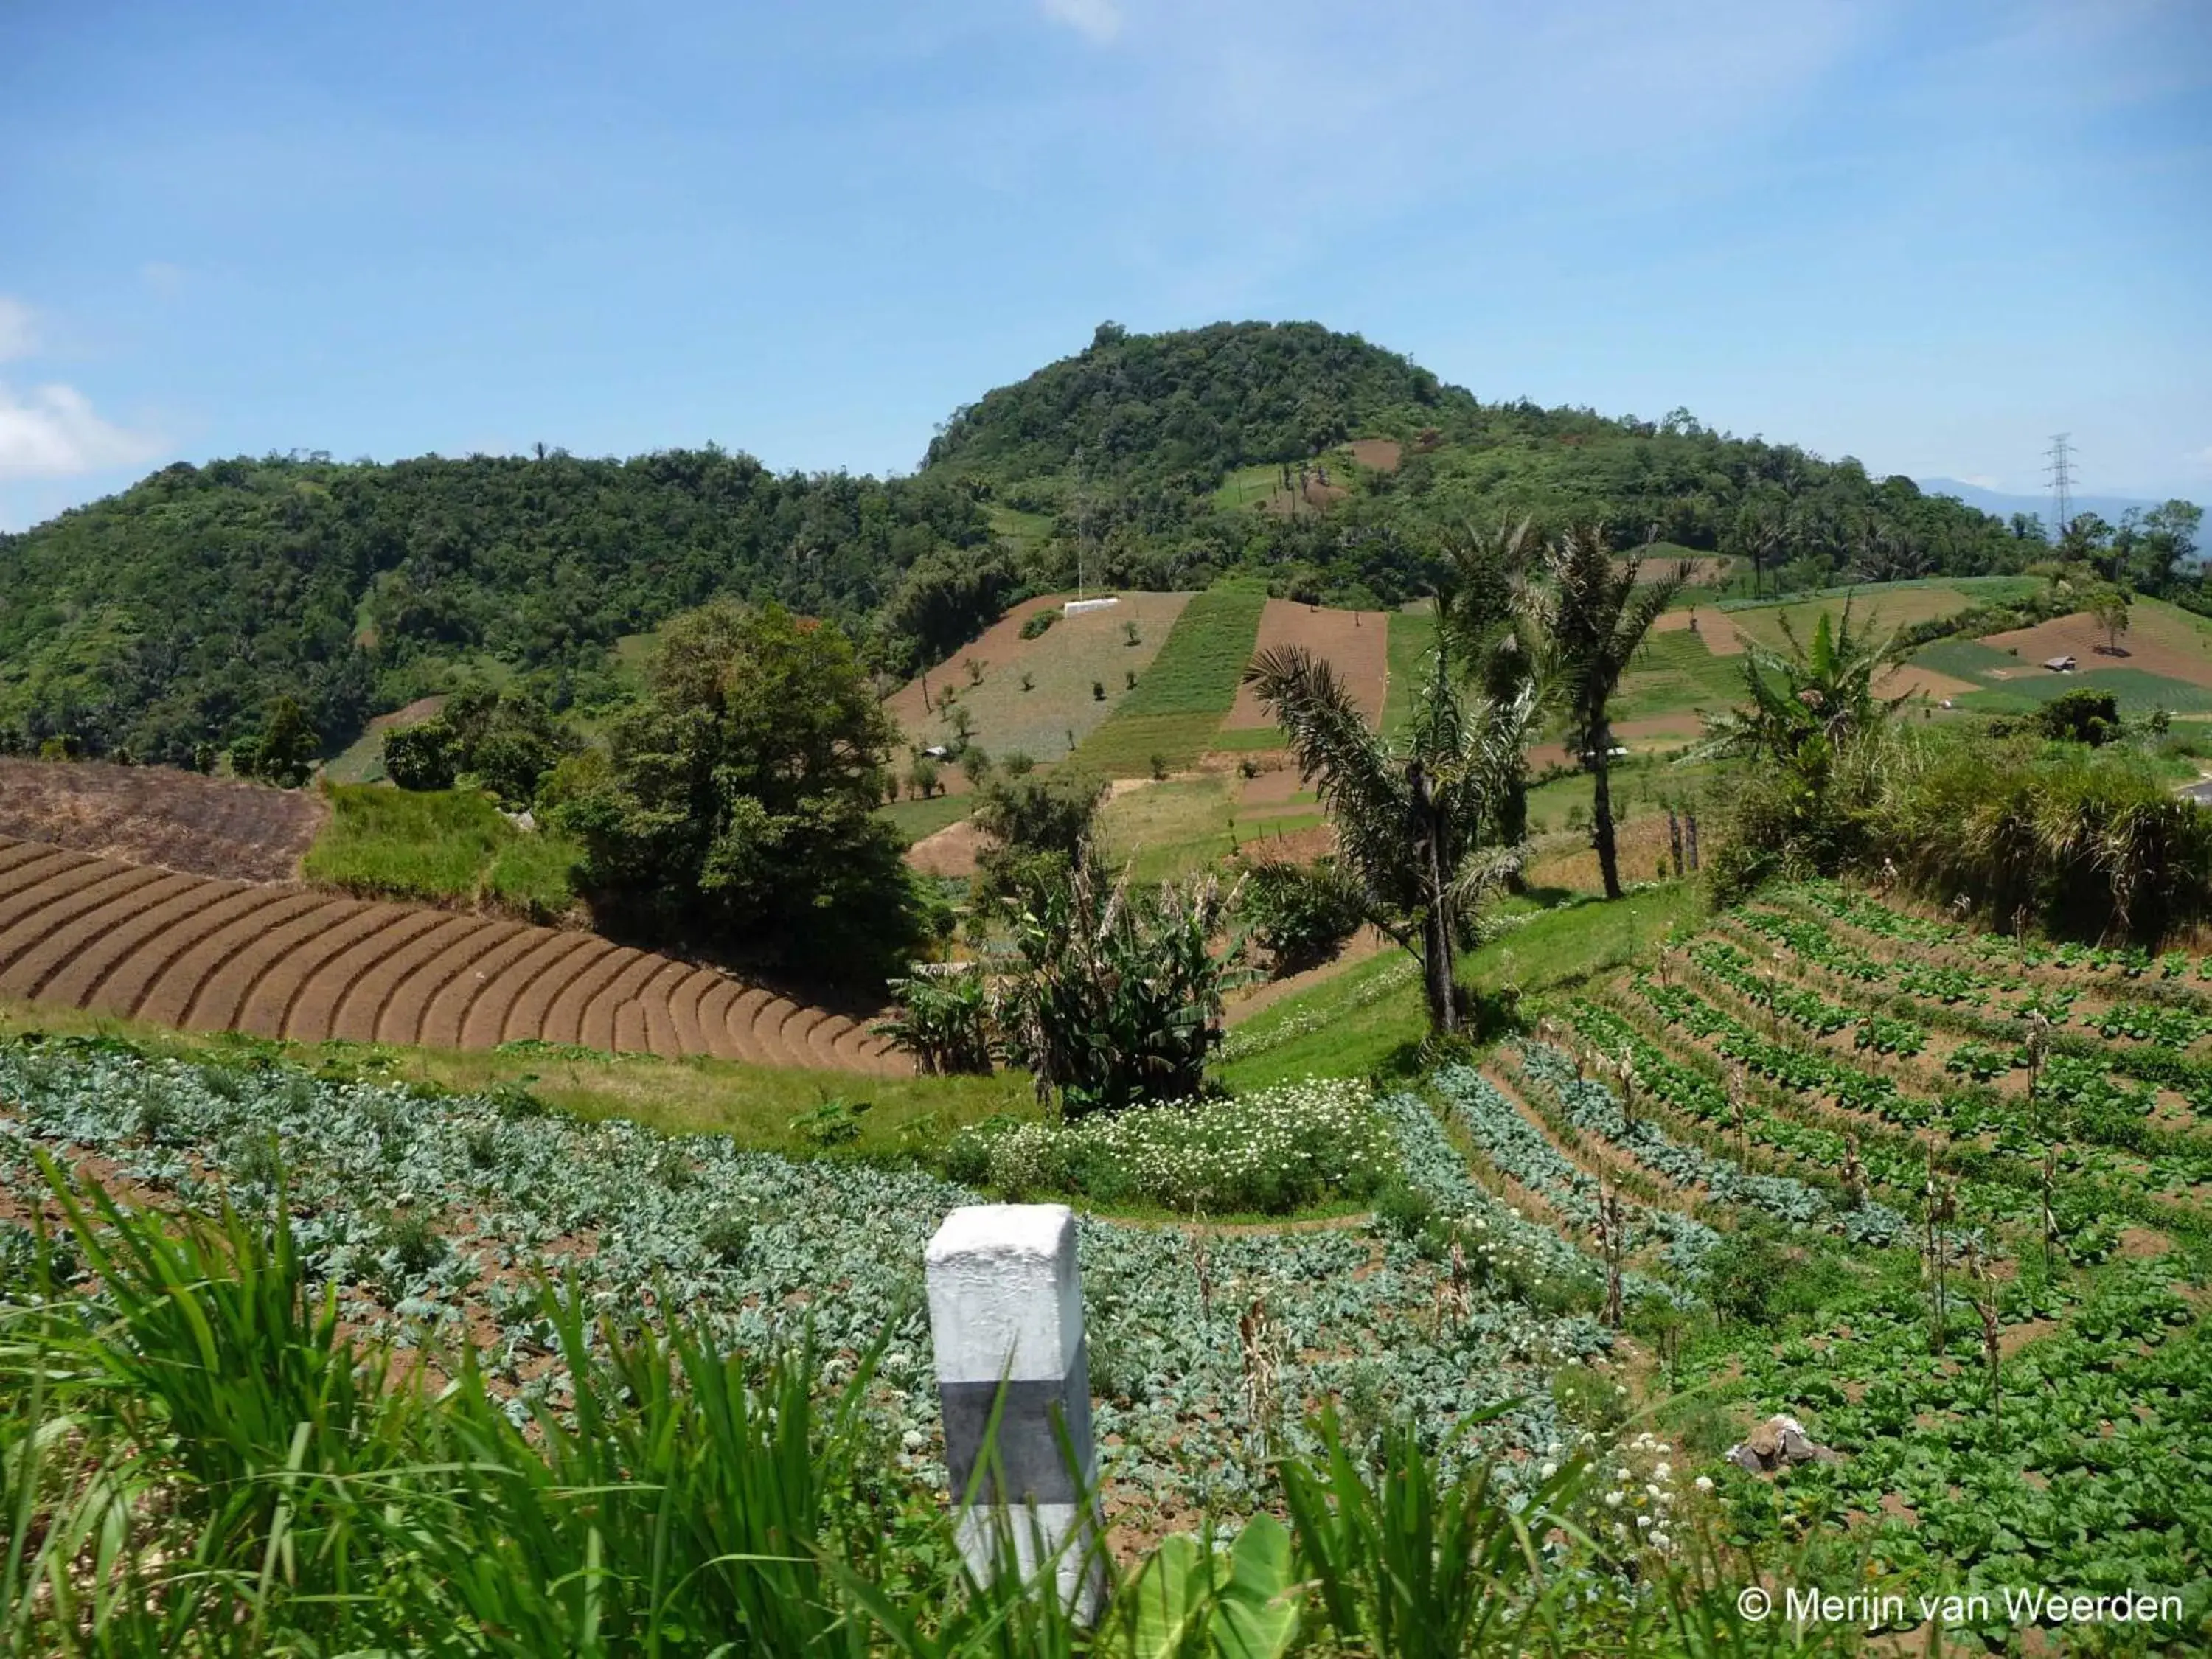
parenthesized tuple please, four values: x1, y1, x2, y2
(2041, 1142, 2062, 1280)
(1967, 1238, 2002, 1427)
(1924, 1146, 1958, 1356)
(1596, 1186, 1627, 1331)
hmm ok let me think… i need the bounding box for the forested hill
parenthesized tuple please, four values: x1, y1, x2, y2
(0, 451, 991, 765)
(922, 319, 1481, 483)
(4, 319, 2199, 766)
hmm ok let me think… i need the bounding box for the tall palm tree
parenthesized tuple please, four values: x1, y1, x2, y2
(1436, 517, 1538, 847)
(1520, 527, 1691, 900)
(1244, 644, 1535, 1036)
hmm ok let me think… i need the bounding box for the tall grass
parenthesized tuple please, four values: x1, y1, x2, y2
(303, 782, 580, 920)
(4, 1164, 1857, 1656)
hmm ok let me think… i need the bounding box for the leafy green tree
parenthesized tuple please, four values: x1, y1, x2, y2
(549, 601, 922, 984)
(2087, 582, 2131, 657)
(1436, 516, 1538, 846)
(1693, 602, 1905, 887)
(1245, 644, 1535, 1037)
(234, 696, 320, 788)
(382, 722, 459, 790)
(1519, 529, 1690, 900)
(972, 767, 1107, 901)
(2034, 689, 2122, 747)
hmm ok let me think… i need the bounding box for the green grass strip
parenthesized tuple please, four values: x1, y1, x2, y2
(1070, 584, 1266, 773)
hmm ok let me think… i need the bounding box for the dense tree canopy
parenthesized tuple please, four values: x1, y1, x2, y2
(0, 448, 990, 763)
(544, 601, 925, 984)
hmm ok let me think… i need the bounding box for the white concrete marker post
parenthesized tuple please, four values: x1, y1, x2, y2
(924, 1203, 1105, 1620)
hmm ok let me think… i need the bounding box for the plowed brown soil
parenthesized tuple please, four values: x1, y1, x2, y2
(1224, 599, 1389, 730)
(0, 759, 326, 880)
(0, 832, 906, 1074)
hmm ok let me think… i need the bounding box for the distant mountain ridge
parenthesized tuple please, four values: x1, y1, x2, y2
(1916, 477, 2169, 530)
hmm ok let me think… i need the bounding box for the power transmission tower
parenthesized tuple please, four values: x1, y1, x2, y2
(2043, 434, 2076, 538)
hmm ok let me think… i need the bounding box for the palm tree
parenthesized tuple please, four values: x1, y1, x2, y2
(1244, 644, 1535, 1037)
(1693, 599, 1906, 766)
(1436, 517, 1539, 846)
(1520, 527, 1691, 900)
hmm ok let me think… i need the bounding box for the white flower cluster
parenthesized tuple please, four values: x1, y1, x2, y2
(1593, 1430, 1687, 1555)
(977, 1077, 1388, 1214)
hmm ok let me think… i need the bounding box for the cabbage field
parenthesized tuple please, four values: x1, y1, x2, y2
(0, 1040, 1610, 1540)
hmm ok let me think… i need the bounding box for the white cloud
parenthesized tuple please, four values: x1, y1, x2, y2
(0, 382, 167, 481)
(0, 297, 36, 363)
(1040, 0, 1121, 44)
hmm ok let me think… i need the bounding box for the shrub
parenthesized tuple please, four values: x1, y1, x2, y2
(2033, 688, 2122, 746)
(993, 846, 1245, 1115)
(1019, 607, 1060, 639)
(1238, 856, 1366, 975)
(874, 964, 994, 1075)
(383, 721, 459, 790)
(1697, 1229, 1789, 1325)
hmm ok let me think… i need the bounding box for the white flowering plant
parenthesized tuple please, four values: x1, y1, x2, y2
(945, 1077, 1390, 1214)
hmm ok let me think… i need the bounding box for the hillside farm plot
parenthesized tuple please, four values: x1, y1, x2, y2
(1979, 603, 2212, 688)
(0, 757, 326, 882)
(1380, 604, 1438, 739)
(1068, 585, 1267, 778)
(324, 695, 446, 785)
(0, 833, 904, 1074)
(1222, 599, 1390, 732)
(1723, 583, 1987, 653)
(882, 591, 1194, 776)
(1608, 628, 1743, 724)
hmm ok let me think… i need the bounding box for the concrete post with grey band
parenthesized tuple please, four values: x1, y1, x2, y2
(924, 1203, 1105, 1618)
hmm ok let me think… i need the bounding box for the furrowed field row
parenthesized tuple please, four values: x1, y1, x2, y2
(0, 834, 904, 1074)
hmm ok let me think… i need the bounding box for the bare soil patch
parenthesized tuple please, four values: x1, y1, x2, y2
(1525, 814, 1680, 894)
(1980, 609, 2212, 688)
(1225, 600, 1389, 731)
(1343, 437, 1402, 472)
(1234, 762, 1307, 807)
(1649, 606, 1743, 655)
(905, 816, 986, 879)
(1874, 663, 1980, 701)
(1223, 926, 1389, 1026)
(0, 759, 327, 883)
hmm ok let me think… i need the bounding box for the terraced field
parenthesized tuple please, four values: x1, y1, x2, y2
(1441, 879, 2212, 1632)
(0, 833, 905, 1074)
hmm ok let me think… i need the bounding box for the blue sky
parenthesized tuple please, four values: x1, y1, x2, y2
(2, 0, 2207, 532)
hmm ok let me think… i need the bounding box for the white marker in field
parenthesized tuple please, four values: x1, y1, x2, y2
(925, 1203, 1104, 1618)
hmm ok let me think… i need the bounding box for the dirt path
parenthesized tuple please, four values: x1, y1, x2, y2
(1222, 927, 1390, 1026)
